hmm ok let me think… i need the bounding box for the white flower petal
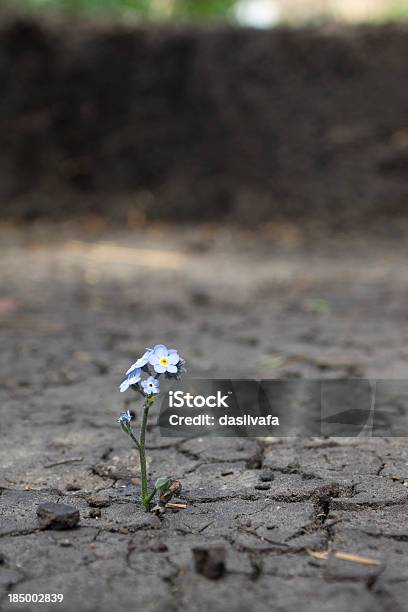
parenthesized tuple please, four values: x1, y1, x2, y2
(153, 345, 168, 358)
(119, 380, 130, 393)
(128, 372, 141, 385)
(168, 352, 180, 365)
(149, 354, 160, 365)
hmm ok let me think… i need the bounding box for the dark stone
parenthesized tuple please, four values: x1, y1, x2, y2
(87, 495, 110, 508)
(37, 502, 80, 530)
(255, 483, 271, 490)
(150, 541, 168, 552)
(65, 482, 82, 491)
(260, 469, 275, 482)
(193, 546, 226, 580)
(191, 291, 211, 306)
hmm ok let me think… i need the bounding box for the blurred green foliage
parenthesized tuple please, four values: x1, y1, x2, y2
(387, 1, 408, 19)
(171, 0, 237, 20)
(0, 0, 237, 20)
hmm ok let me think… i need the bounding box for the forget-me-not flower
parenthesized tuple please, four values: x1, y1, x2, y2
(117, 343, 186, 511)
(119, 367, 142, 393)
(141, 376, 160, 396)
(118, 409, 135, 434)
(148, 344, 180, 374)
(118, 409, 135, 424)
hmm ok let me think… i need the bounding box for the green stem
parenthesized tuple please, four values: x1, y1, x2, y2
(129, 432, 140, 451)
(139, 401, 150, 510)
(147, 487, 157, 505)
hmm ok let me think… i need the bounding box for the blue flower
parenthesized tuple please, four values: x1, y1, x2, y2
(118, 409, 135, 434)
(141, 376, 160, 396)
(126, 349, 153, 375)
(118, 410, 135, 424)
(148, 345, 181, 374)
(119, 367, 141, 393)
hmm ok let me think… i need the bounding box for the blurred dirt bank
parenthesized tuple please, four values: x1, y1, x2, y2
(0, 15, 407, 227)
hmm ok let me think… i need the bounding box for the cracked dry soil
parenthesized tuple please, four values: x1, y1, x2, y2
(1, 223, 408, 612)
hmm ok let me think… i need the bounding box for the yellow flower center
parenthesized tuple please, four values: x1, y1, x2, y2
(159, 357, 169, 366)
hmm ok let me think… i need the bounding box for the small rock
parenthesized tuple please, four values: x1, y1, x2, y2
(87, 495, 110, 508)
(260, 469, 274, 482)
(191, 290, 211, 306)
(255, 483, 271, 491)
(150, 541, 168, 552)
(37, 502, 80, 530)
(65, 482, 81, 492)
(88, 508, 101, 519)
(221, 470, 234, 477)
(193, 546, 226, 580)
(236, 336, 258, 347)
(59, 539, 73, 547)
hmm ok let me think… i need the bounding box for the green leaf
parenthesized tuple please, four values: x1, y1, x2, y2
(155, 476, 171, 491)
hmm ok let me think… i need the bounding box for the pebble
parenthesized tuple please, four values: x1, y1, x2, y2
(65, 482, 82, 491)
(37, 502, 80, 530)
(87, 495, 110, 508)
(193, 546, 226, 580)
(150, 542, 168, 552)
(260, 469, 275, 482)
(255, 483, 271, 490)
